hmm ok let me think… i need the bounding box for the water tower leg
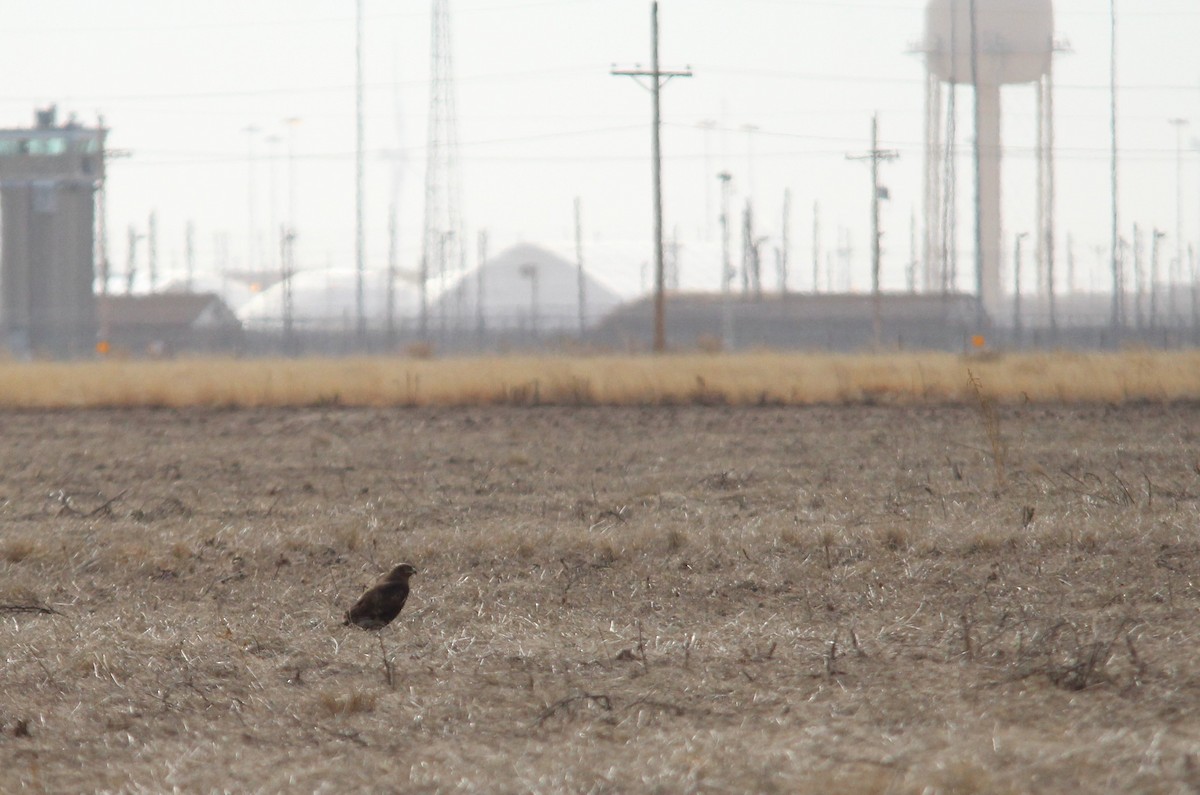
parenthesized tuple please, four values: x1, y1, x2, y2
(1036, 78, 1046, 299)
(924, 74, 943, 293)
(976, 82, 1003, 321)
(1043, 68, 1057, 336)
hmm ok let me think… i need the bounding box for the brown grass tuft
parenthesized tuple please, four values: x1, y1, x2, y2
(317, 689, 378, 718)
(1, 538, 39, 563)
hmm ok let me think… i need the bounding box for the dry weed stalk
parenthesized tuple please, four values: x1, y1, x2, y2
(0, 604, 61, 616)
(535, 693, 613, 727)
(825, 634, 842, 677)
(968, 369, 1008, 490)
(1012, 619, 1131, 691)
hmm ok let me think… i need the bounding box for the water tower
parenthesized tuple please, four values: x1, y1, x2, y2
(0, 106, 106, 357)
(920, 0, 1057, 321)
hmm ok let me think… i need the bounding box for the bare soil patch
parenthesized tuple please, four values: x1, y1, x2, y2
(3, 403, 1200, 793)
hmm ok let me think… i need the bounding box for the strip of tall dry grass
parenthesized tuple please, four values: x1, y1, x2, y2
(0, 349, 1197, 408)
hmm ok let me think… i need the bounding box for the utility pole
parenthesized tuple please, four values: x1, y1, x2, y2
(575, 197, 586, 338)
(354, 0, 366, 347)
(718, 171, 734, 350)
(185, 221, 195, 293)
(125, 225, 143, 295)
(812, 201, 821, 294)
(1133, 224, 1143, 330)
(282, 226, 296, 355)
(1067, 233, 1076, 295)
(779, 188, 791, 295)
(476, 230, 487, 347)
(1169, 118, 1189, 324)
(243, 124, 259, 277)
(284, 116, 300, 354)
(1109, 0, 1121, 331)
(147, 211, 158, 292)
(908, 209, 917, 293)
(386, 203, 398, 348)
(1013, 232, 1028, 346)
(97, 114, 111, 300)
(847, 113, 899, 347)
(742, 124, 759, 199)
(1151, 229, 1166, 330)
(612, 1, 692, 353)
(266, 132, 281, 284)
(697, 119, 716, 240)
(741, 201, 758, 296)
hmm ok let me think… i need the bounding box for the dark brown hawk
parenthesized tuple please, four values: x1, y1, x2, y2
(343, 563, 417, 630)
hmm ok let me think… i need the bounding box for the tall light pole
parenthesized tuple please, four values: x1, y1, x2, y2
(354, 0, 366, 347)
(1109, 0, 1121, 331)
(265, 132, 282, 281)
(612, 2, 692, 353)
(697, 120, 716, 239)
(283, 118, 300, 355)
(1013, 231, 1028, 346)
(741, 123, 759, 200)
(574, 197, 586, 337)
(243, 124, 260, 275)
(718, 171, 734, 350)
(519, 263, 539, 341)
(285, 117, 300, 237)
(1169, 118, 1189, 324)
(1151, 228, 1166, 330)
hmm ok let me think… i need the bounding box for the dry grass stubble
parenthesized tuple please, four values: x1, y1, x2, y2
(2, 404, 1200, 792)
(2, 349, 1200, 408)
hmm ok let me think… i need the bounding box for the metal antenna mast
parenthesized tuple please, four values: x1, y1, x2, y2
(185, 221, 195, 292)
(147, 211, 158, 292)
(612, 1, 691, 353)
(355, 0, 366, 346)
(1109, 0, 1121, 330)
(575, 197, 586, 338)
(420, 0, 465, 343)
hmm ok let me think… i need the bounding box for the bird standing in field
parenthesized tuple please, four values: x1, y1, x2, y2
(343, 563, 417, 630)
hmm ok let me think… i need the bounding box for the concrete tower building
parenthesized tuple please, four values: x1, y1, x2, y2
(921, 0, 1056, 321)
(0, 107, 106, 357)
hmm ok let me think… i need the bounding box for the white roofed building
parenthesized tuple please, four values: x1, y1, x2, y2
(433, 243, 623, 337)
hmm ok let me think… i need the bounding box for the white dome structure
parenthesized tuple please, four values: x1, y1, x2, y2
(432, 242, 623, 333)
(237, 268, 418, 331)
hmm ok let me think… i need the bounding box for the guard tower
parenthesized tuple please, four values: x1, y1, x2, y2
(0, 106, 106, 357)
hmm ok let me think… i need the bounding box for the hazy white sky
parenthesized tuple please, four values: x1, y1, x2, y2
(3, 0, 1197, 300)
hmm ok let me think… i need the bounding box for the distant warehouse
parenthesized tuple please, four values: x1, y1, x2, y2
(590, 292, 981, 352)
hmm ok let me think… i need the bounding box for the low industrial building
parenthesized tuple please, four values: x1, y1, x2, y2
(590, 292, 983, 352)
(97, 293, 242, 356)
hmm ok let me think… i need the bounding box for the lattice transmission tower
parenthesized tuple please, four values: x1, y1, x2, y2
(419, 0, 465, 340)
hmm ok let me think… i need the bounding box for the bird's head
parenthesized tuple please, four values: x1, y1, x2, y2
(385, 563, 418, 582)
